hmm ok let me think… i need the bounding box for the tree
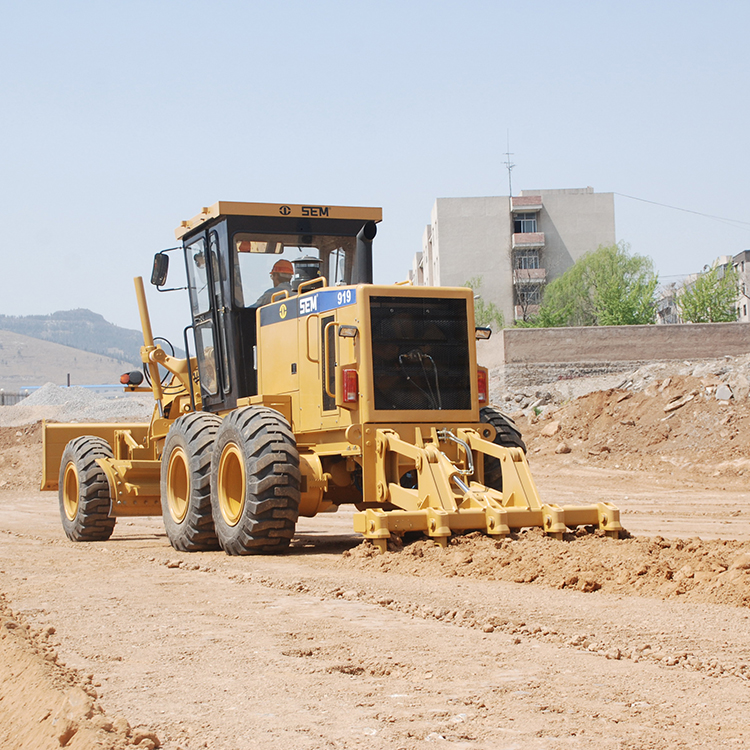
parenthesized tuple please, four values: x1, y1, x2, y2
(677, 264, 739, 323)
(464, 276, 505, 330)
(522, 243, 658, 327)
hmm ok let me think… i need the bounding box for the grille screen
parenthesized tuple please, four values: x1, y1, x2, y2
(370, 295, 471, 411)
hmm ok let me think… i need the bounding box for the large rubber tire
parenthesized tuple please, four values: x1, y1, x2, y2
(58, 436, 116, 542)
(160, 412, 222, 552)
(480, 406, 527, 491)
(211, 406, 300, 555)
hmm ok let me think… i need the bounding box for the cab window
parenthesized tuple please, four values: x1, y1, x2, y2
(231, 232, 356, 307)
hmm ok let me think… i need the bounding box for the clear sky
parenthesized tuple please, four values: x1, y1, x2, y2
(2, 0, 748, 343)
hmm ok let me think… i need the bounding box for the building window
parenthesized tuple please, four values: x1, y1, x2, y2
(518, 285, 543, 306)
(514, 249, 540, 269)
(514, 212, 537, 233)
(744, 304, 747, 317)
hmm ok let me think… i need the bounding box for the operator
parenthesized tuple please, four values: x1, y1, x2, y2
(255, 259, 294, 306)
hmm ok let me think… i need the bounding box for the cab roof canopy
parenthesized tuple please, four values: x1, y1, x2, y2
(175, 201, 382, 241)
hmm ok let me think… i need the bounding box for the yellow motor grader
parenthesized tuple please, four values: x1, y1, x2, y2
(41, 202, 621, 554)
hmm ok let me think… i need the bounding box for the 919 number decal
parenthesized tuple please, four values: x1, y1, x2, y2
(337, 290, 353, 306)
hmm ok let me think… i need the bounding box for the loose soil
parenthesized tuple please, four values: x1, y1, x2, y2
(516, 373, 750, 477)
(2, 372, 750, 748)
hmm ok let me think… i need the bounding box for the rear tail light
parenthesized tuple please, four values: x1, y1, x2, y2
(477, 369, 488, 403)
(342, 369, 359, 403)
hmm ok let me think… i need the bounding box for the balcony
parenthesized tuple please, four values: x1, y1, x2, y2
(511, 195, 543, 212)
(512, 232, 545, 249)
(513, 268, 547, 285)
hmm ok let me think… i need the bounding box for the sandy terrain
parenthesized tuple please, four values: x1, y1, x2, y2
(2, 369, 750, 748)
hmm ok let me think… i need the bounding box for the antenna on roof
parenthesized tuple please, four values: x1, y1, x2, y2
(503, 131, 515, 197)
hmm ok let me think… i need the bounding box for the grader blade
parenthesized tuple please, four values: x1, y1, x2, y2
(353, 427, 622, 552)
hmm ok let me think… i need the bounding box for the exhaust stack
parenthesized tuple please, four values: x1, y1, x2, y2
(352, 220, 377, 285)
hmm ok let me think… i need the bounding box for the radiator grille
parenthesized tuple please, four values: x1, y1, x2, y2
(370, 296, 471, 411)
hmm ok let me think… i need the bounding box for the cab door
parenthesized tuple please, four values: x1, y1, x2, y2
(185, 232, 229, 411)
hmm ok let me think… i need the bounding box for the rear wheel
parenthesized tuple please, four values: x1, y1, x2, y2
(161, 412, 222, 551)
(59, 436, 116, 542)
(480, 406, 526, 491)
(211, 407, 300, 555)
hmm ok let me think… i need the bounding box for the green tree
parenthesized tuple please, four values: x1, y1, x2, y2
(464, 276, 505, 330)
(677, 264, 739, 323)
(521, 243, 658, 327)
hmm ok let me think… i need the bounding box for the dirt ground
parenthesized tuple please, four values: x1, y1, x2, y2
(2, 376, 750, 749)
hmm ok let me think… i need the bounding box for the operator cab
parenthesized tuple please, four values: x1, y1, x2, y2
(152, 202, 381, 413)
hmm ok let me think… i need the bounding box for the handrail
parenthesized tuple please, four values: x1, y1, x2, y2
(323, 320, 338, 399)
(298, 276, 327, 295)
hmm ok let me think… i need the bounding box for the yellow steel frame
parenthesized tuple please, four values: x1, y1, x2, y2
(353, 427, 622, 552)
(41, 423, 152, 491)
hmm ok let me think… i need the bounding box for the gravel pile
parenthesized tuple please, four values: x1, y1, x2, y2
(0, 383, 153, 427)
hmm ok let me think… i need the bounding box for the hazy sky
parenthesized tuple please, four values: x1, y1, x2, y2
(2, 0, 748, 342)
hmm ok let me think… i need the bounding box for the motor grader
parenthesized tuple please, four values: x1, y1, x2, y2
(41, 201, 621, 554)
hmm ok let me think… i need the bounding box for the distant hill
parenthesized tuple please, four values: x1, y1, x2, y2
(0, 309, 144, 366)
(0, 329, 141, 391)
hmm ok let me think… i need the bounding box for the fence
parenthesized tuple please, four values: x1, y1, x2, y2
(0, 391, 30, 406)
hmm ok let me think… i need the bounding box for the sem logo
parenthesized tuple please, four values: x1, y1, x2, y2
(299, 295, 318, 315)
(279, 303, 288, 319)
(279, 205, 292, 216)
(301, 206, 329, 217)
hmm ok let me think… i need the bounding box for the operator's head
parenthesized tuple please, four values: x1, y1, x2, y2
(270, 259, 294, 286)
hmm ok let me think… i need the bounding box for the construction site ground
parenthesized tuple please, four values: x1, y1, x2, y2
(2, 370, 750, 749)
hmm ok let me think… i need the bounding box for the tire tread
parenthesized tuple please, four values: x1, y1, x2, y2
(58, 436, 116, 542)
(211, 407, 300, 555)
(160, 412, 222, 551)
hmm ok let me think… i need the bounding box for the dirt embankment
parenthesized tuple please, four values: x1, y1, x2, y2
(0, 424, 160, 748)
(0, 595, 158, 750)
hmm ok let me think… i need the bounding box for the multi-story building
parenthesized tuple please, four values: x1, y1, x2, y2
(410, 187, 616, 324)
(655, 282, 685, 325)
(656, 253, 748, 324)
(734, 250, 750, 322)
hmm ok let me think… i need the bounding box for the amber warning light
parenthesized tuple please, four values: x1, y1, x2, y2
(120, 371, 144, 386)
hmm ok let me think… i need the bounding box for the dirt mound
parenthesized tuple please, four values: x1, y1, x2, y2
(516, 372, 750, 478)
(0, 593, 158, 749)
(0, 425, 42, 492)
(342, 529, 750, 607)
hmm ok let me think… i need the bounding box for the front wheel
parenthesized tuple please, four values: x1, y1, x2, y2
(211, 407, 300, 555)
(59, 436, 116, 542)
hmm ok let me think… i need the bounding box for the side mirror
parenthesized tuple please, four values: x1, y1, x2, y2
(151, 253, 169, 287)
